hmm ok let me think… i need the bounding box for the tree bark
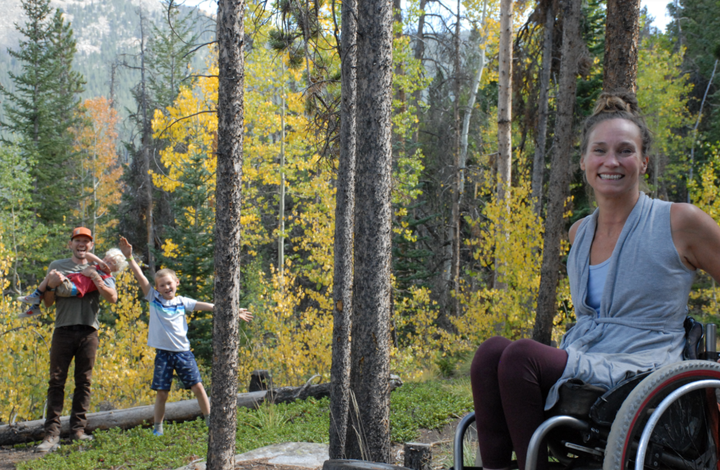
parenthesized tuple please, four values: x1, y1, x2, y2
(603, 0, 641, 92)
(329, 0, 357, 457)
(345, 0, 393, 459)
(413, 0, 427, 63)
(497, 0, 513, 201)
(531, 2, 554, 217)
(411, 0, 427, 144)
(450, 0, 462, 316)
(459, 0, 489, 205)
(533, 0, 583, 345)
(494, 0, 513, 290)
(138, 14, 156, 276)
(208, 0, 245, 467)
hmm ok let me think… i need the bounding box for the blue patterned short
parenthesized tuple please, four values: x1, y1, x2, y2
(151, 349, 202, 391)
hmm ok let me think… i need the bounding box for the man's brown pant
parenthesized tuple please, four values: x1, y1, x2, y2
(44, 325, 98, 437)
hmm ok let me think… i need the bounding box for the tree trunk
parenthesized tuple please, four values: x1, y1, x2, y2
(345, 0, 393, 458)
(531, 2, 554, 216)
(139, 14, 156, 275)
(459, 0, 489, 201)
(208, 0, 245, 467)
(411, 0, 427, 143)
(497, 0, 513, 201)
(494, 0, 513, 290)
(450, 0, 462, 316)
(533, 0, 583, 345)
(603, 0, 641, 92)
(278, 63, 286, 285)
(329, 0, 357, 457)
(413, 0, 427, 62)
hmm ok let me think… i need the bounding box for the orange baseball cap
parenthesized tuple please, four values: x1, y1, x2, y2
(70, 227, 93, 241)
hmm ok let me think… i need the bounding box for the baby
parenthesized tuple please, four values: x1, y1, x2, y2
(17, 248, 128, 318)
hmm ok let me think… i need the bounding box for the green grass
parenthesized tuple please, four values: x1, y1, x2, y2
(18, 377, 473, 470)
(390, 377, 473, 443)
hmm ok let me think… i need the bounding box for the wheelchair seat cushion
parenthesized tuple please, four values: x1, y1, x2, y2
(547, 370, 653, 424)
(547, 378, 607, 419)
(588, 370, 652, 427)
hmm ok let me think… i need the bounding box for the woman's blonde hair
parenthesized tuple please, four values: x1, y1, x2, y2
(580, 90, 653, 159)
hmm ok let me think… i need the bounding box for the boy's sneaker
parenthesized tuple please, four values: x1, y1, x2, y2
(152, 429, 163, 436)
(18, 290, 42, 305)
(17, 305, 41, 319)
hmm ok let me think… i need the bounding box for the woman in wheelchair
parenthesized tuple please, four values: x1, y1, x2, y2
(470, 91, 720, 470)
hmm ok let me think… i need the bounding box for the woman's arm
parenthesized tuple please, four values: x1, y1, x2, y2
(671, 203, 720, 280)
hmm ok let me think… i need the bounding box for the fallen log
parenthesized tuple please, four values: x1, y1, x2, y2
(0, 375, 402, 446)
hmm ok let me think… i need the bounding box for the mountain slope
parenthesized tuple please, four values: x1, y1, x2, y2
(0, 0, 214, 139)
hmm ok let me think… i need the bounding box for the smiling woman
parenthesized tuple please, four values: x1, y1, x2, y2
(580, 118, 648, 202)
(469, 90, 720, 470)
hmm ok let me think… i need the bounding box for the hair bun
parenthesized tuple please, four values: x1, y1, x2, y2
(592, 90, 640, 117)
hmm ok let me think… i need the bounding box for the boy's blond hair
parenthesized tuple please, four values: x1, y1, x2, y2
(105, 248, 128, 273)
(154, 269, 179, 284)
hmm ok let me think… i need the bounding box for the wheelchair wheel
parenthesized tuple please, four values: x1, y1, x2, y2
(603, 360, 720, 470)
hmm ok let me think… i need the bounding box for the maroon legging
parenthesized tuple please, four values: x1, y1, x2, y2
(470, 337, 568, 470)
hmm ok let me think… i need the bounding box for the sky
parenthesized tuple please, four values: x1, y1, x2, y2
(642, 0, 672, 31)
(179, 0, 674, 32)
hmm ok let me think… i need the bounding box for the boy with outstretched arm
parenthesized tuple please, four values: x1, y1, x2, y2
(119, 236, 253, 436)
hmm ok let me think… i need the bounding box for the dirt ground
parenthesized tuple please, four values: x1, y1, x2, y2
(0, 445, 42, 470)
(0, 419, 461, 470)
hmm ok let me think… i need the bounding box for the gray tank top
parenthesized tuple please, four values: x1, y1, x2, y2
(545, 193, 696, 409)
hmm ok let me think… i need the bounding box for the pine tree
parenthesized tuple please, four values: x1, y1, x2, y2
(208, 0, 245, 465)
(117, 4, 200, 271)
(156, 150, 216, 366)
(148, 2, 200, 110)
(1, 0, 85, 224)
(346, 0, 394, 458)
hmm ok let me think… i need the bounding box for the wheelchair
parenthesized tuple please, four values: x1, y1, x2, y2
(453, 322, 720, 470)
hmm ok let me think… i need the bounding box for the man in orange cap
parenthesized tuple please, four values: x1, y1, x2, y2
(35, 227, 118, 452)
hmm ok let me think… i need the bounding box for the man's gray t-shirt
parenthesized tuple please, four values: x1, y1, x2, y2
(48, 258, 116, 330)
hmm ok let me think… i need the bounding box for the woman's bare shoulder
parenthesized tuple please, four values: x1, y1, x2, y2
(670, 202, 707, 227)
(670, 202, 720, 273)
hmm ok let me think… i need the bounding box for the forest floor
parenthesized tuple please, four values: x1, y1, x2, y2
(0, 419, 461, 470)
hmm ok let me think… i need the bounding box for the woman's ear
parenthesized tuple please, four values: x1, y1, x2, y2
(641, 155, 649, 175)
(580, 155, 586, 171)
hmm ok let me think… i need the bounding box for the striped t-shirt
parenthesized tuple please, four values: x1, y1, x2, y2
(145, 289, 197, 352)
